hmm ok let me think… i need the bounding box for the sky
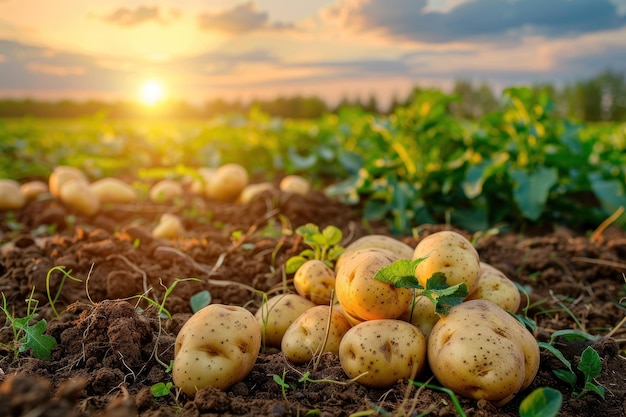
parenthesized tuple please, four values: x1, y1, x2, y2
(0, 0, 625, 107)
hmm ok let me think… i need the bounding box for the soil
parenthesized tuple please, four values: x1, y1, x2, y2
(1, 188, 625, 417)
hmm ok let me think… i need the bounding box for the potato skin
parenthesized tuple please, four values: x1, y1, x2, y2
(279, 175, 311, 195)
(466, 262, 521, 313)
(173, 304, 261, 396)
(339, 319, 427, 388)
(206, 163, 249, 202)
(0, 179, 26, 210)
(335, 250, 411, 321)
(59, 179, 100, 216)
(399, 295, 440, 340)
(90, 177, 137, 204)
(254, 293, 315, 348)
(412, 231, 480, 294)
(49, 166, 88, 198)
(294, 259, 336, 305)
(336, 235, 413, 272)
(281, 305, 352, 364)
(149, 179, 183, 203)
(427, 299, 540, 406)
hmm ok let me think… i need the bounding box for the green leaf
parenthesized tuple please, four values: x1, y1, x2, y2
(423, 273, 468, 315)
(373, 259, 423, 289)
(582, 382, 605, 399)
(190, 290, 211, 313)
(552, 369, 577, 389)
(321, 225, 343, 246)
(510, 166, 558, 221)
(151, 382, 173, 398)
(578, 346, 602, 380)
(549, 329, 596, 344)
(589, 173, 626, 226)
(285, 256, 307, 274)
(19, 319, 57, 360)
(519, 387, 563, 417)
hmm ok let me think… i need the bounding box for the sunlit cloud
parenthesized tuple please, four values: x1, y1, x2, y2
(99, 6, 179, 27)
(197, 2, 292, 34)
(26, 62, 86, 76)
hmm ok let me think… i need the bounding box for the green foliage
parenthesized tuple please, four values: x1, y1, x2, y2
(374, 258, 468, 315)
(46, 266, 82, 318)
(151, 381, 174, 398)
(190, 290, 211, 313)
(285, 223, 344, 273)
(519, 387, 563, 417)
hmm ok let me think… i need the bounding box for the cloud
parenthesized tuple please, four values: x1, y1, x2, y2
(324, 0, 626, 43)
(100, 6, 177, 27)
(26, 62, 85, 76)
(198, 2, 292, 34)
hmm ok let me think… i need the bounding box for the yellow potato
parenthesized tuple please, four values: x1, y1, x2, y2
(412, 230, 480, 294)
(399, 295, 440, 340)
(0, 179, 26, 210)
(149, 179, 184, 203)
(466, 262, 521, 313)
(335, 249, 411, 321)
(59, 179, 100, 216)
(279, 175, 311, 195)
(294, 259, 336, 305)
(281, 305, 352, 364)
(173, 304, 261, 395)
(339, 319, 427, 388)
(254, 293, 315, 348)
(49, 166, 88, 198)
(20, 180, 49, 200)
(188, 167, 216, 195)
(237, 182, 275, 204)
(336, 234, 414, 272)
(152, 213, 183, 239)
(90, 177, 137, 204)
(427, 299, 540, 406)
(206, 163, 249, 202)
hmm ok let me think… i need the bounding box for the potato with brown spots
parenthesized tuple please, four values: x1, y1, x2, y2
(281, 305, 352, 364)
(335, 249, 412, 321)
(466, 262, 521, 313)
(254, 293, 315, 348)
(412, 230, 480, 294)
(294, 259, 337, 305)
(400, 295, 440, 340)
(173, 304, 261, 396)
(427, 299, 540, 406)
(339, 319, 427, 388)
(335, 234, 414, 272)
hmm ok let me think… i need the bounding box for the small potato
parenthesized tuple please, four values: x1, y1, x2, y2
(206, 163, 249, 202)
(466, 262, 521, 313)
(173, 304, 261, 395)
(188, 167, 216, 195)
(20, 181, 49, 200)
(59, 179, 100, 216)
(90, 177, 137, 204)
(400, 296, 440, 340)
(281, 305, 352, 364)
(254, 293, 315, 348)
(149, 179, 184, 203)
(413, 230, 480, 294)
(49, 166, 88, 198)
(335, 250, 411, 321)
(279, 175, 311, 195)
(428, 299, 540, 406)
(294, 259, 336, 305)
(339, 319, 427, 388)
(237, 182, 275, 204)
(336, 234, 413, 272)
(152, 213, 183, 239)
(0, 179, 25, 210)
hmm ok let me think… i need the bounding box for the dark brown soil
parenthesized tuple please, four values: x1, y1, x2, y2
(1, 188, 625, 417)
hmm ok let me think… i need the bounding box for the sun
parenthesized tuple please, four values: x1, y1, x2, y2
(139, 79, 166, 106)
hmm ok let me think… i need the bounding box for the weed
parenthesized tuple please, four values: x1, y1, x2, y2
(46, 265, 82, 318)
(273, 369, 292, 401)
(519, 387, 563, 417)
(136, 277, 201, 319)
(285, 223, 344, 273)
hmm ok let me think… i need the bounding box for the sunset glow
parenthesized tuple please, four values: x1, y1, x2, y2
(139, 79, 166, 106)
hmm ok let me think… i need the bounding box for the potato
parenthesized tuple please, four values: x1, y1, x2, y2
(254, 293, 315, 348)
(336, 234, 413, 272)
(49, 166, 88, 198)
(188, 167, 216, 195)
(279, 175, 311, 195)
(427, 299, 540, 406)
(400, 296, 440, 340)
(0, 179, 25, 210)
(20, 180, 49, 200)
(339, 319, 427, 388)
(466, 262, 521, 313)
(412, 230, 480, 294)
(294, 259, 336, 305)
(59, 179, 100, 216)
(149, 179, 183, 203)
(152, 213, 183, 239)
(237, 182, 275, 204)
(206, 163, 249, 202)
(281, 305, 352, 364)
(173, 304, 261, 395)
(90, 177, 137, 204)
(335, 250, 411, 321)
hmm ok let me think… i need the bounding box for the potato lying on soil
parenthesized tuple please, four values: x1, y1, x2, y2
(20, 180, 49, 200)
(279, 175, 311, 195)
(335, 249, 411, 321)
(339, 319, 427, 388)
(152, 213, 184, 239)
(0, 179, 26, 210)
(59, 179, 100, 216)
(335, 234, 414, 272)
(294, 259, 336, 305)
(206, 163, 249, 202)
(400, 295, 440, 340)
(49, 165, 88, 198)
(281, 305, 352, 364)
(413, 230, 481, 294)
(173, 304, 261, 395)
(466, 262, 521, 313)
(427, 299, 540, 407)
(90, 177, 137, 204)
(149, 179, 183, 203)
(255, 293, 315, 348)
(237, 182, 275, 204)
(188, 167, 216, 195)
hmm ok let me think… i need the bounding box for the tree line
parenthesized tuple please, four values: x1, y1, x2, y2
(0, 70, 623, 121)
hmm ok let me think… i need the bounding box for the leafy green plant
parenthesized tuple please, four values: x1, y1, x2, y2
(519, 387, 563, 417)
(190, 290, 211, 313)
(285, 223, 344, 273)
(0, 289, 57, 360)
(273, 369, 292, 401)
